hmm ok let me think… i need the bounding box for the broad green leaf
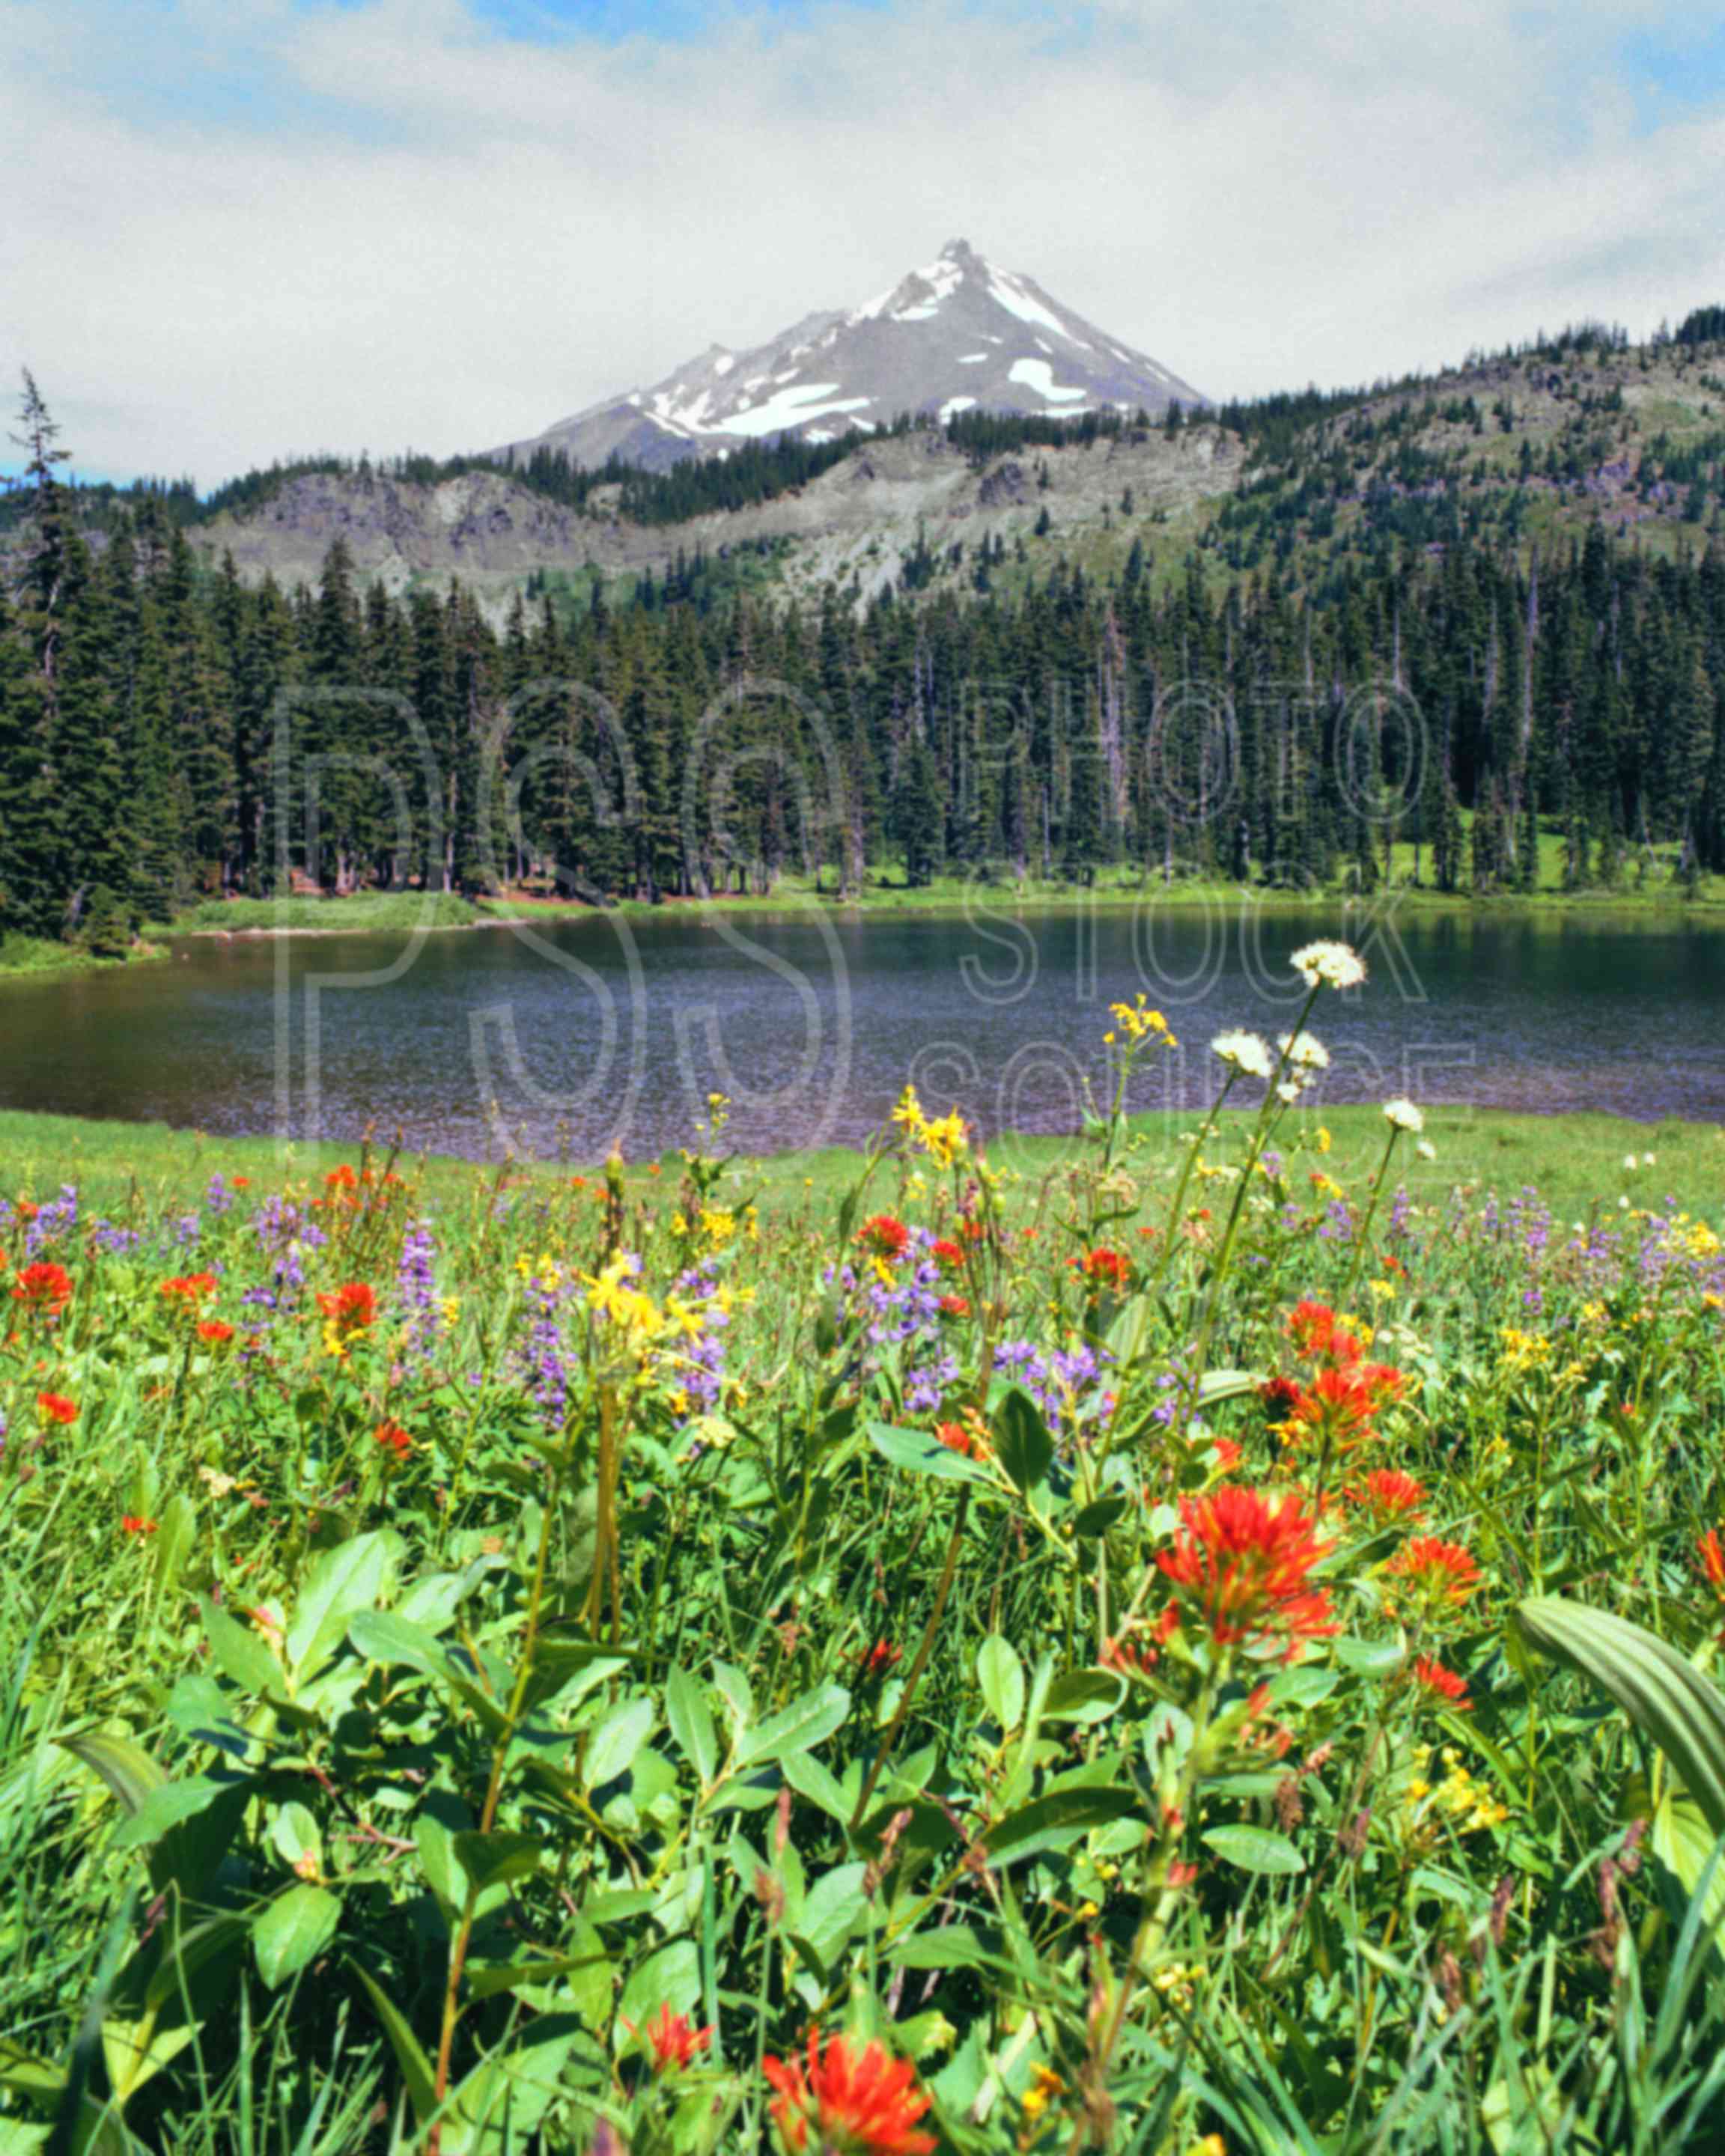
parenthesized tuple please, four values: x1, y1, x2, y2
(451, 1830, 544, 1895)
(666, 1665, 719, 1785)
(977, 1636, 1026, 1734)
(868, 1422, 990, 1485)
(57, 1732, 165, 1815)
(982, 1788, 1140, 1866)
(585, 1696, 656, 1790)
(736, 1683, 851, 1769)
(269, 1800, 323, 1875)
(993, 1386, 1053, 1495)
(111, 1776, 234, 1851)
(252, 1884, 341, 1988)
(1043, 1670, 1127, 1725)
(347, 1607, 455, 1684)
(1516, 1597, 1725, 1837)
(781, 1747, 850, 1823)
(1202, 1824, 1306, 1875)
(202, 1599, 284, 1698)
(152, 1492, 197, 1591)
(286, 1531, 400, 1681)
(1196, 1369, 1264, 1405)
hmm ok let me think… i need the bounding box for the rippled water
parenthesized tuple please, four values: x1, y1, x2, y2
(1, 904, 1721, 1160)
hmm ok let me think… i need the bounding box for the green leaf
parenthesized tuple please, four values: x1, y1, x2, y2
(268, 1800, 323, 1875)
(585, 1695, 657, 1791)
(1196, 1369, 1264, 1406)
(1043, 1670, 1127, 1726)
(1202, 1824, 1306, 1875)
(57, 1732, 165, 1815)
(736, 1683, 851, 1769)
(1071, 1496, 1128, 1540)
(152, 1492, 197, 1591)
(977, 1635, 1025, 1734)
(286, 1531, 400, 1681)
(252, 1884, 341, 1989)
(347, 1607, 456, 1684)
(781, 1747, 851, 1822)
(202, 1599, 284, 1698)
(451, 1830, 544, 1895)
(982, 1788, 1140, 1866)
(666, 1665, 719, 1785)
(993, 1386, 1053, 1495)
(111, 1776, 234, 1851)
(1516, 1597, 1725, 1837)
(352, 1961, 437, 2125)
(868, 1422, 990, 1485)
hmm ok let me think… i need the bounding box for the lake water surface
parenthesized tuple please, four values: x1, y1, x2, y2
(2, 905, 1722, 1161)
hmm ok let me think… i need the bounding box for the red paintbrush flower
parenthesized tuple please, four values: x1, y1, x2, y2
(121, 1514, 158, 1537)
(1156, 1486, 1337, 1656)
(159, 1272, 219, 1307)
(1286, 1300, 1360, 1365)
(1700, 1528, 1725, 1597)
(1387, 1536, 1481, 1607)
(857, 1216, 910, 1262)
(1413, 1655, 1472, 1710)
(626, 2002, 713, 2074)
(1346, 1468, 1428, 1524)
(316, 1282, 377, 1333)
(1285, 1366, 1380, 1453)
(928, 1238, 965, 1273)
(860, 1639, 902, 1679)
(13, 1261, 73, 1314)
(372, 1419, 413, 1461)
(36, 1391, 77, 1425)
(936, 1294, 971, 1318)
(1072, 1246, 1132, 1290)
(763, 2032, 935, 2156)
(196, 1319, 236, 1345)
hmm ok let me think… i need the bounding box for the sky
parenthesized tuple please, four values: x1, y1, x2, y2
(3, 0, 1725, 488)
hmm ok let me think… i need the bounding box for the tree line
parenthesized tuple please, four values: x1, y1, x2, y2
(3, 372, 1723, 945)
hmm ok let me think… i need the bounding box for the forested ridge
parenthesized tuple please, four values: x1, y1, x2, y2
(3, 365, 1724, 948)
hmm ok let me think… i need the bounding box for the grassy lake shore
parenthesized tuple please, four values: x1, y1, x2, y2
(1, 1099, 1716, 1224)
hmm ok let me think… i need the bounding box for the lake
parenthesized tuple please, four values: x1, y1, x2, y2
(2, 903, 1722, 1162)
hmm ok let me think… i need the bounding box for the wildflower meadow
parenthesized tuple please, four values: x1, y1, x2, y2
(5, 942, 1725, 2153)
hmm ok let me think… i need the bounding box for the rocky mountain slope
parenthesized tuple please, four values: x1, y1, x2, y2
(197, 421, 1242, 610)
(489, 239, 1206, 470)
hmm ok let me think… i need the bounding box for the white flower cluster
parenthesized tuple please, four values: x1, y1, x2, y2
(1382, 1097, 1425, 1133)
(1290, 940, 1368, 992)
(1210, 1030, 1275, 1080)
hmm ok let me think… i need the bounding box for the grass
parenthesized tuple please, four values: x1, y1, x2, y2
(1, 1100, 1718, 1228)
(0, 932, 168, 981)
(158, 892, 480, 934)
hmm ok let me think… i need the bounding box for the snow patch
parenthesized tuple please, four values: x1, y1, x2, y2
(713, 353, 734, 377)
(1008, 357, 1086, 404)
(957, 352, 988, 364)
(714, 381, 874, 438)
(893, 304, 938, 322)
(987, 271, 1071, 344)
(938, 395, 978, 420)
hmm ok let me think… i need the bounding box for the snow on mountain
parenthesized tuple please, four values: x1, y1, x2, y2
(490, 239, 1205, 471)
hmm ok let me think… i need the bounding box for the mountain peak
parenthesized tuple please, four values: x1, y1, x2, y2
(495, 244, 1205, 470)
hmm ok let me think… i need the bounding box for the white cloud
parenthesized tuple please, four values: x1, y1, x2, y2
(1, 0, 1723, 484)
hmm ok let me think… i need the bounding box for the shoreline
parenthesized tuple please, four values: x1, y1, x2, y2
(163, 882, 1725, 941)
